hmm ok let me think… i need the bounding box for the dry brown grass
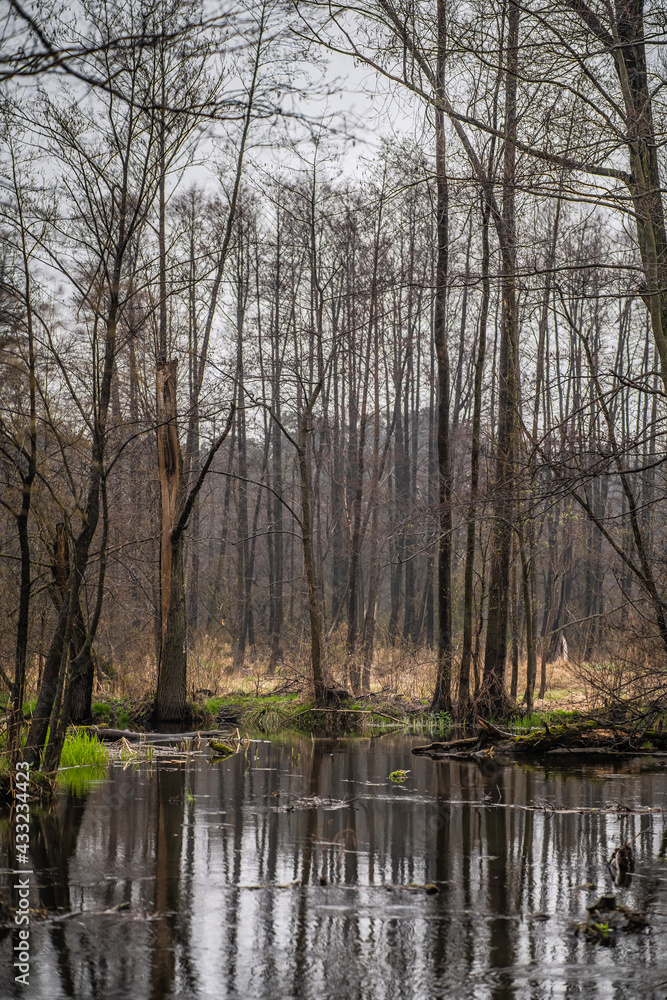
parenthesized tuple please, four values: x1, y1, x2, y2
(18, 635, 635, 716)
(94, 643, 592, 709)
(530, 658, 590, 712)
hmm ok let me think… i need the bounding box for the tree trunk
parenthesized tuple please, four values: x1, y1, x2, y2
(269, 409, 284, 672)
(156, 359, 186, 720)
(156, 533, 188, 720)
(430, 0, 453, 714)
(25, 240, 120, 766)
(8, 171, 37, 763)
(509, 557, 519, 701)
(519, 525, 536, 710)
(481, 0, 519, 716)
(458, 200, 490, 716)
(611, 2, 667, 390)
(298, 395, 326, 705)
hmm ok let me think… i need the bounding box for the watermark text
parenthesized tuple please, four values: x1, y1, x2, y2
(13, 762, 31, 987)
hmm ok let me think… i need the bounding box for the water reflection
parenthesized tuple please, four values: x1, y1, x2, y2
(1, 737, 666, 999)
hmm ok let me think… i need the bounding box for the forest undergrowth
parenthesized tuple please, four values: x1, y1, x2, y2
(11, 634, 661, 738)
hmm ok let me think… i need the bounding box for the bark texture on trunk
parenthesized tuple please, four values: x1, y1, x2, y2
(156, 533, 188, 720)
(156, 359, 186, 720)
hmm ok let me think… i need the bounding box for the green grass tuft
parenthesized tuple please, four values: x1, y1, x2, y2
(509, 709, 579, 733)
(409, 711, 453, 736)
(59, 730, 110, 769)
(91, 697, 135, 729)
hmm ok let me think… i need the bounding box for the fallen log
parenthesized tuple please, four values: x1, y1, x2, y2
(412, 736, 479, 756)
(85, 726, 231, 744)
(413, 718, 667, 759)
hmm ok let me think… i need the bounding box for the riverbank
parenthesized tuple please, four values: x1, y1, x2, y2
(84, 691, 667, 762)
(4, 680, 667, 805)
(87, 689, 458, 737)
(413, 716, 667, 760)
(80, 655, 593, 736)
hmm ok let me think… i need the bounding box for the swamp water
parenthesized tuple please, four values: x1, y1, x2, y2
(1, 734, 666, 1000)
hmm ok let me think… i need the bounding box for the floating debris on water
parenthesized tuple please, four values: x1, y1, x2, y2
(575, 894, 647, 945)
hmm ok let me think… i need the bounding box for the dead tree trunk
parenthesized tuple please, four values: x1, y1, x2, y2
(156, 360, 187, 719)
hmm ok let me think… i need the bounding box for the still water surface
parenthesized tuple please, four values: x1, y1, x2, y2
(1, 734, 667, 1000)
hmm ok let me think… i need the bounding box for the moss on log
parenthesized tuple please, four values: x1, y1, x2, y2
(413, 717, 667, 759)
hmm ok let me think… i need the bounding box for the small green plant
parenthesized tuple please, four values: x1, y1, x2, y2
(510, 712, 543, 732)
(435, 710, 452, 733)
(589, 920, 613, 944)
(90, 697, 135, 729)
(509, 709, 579, 733)
(389, 769, 409, 783)
(410, 710, 453, 737)
(244, 702, 297, 733)
(59, 730, 109, 769)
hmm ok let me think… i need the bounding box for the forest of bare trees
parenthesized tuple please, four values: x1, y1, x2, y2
(1, 0, 666, 769)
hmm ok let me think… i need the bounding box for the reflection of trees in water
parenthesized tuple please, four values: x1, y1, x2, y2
(430, 760, 451, 985)
(483, 768, 514, 1000)
(291, 738, 322, 998)
(149, 765, 185, 1000)
(220, 747, 665, 999)
(31, 795, 87, 997)
(1, 746, 666, 998)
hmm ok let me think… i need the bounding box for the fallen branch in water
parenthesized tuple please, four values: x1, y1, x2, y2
(423, 797, 664, 814)
(85, 726, 231, 743)
(48, 901, 131, 922)
(413, 717, 667, 759)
